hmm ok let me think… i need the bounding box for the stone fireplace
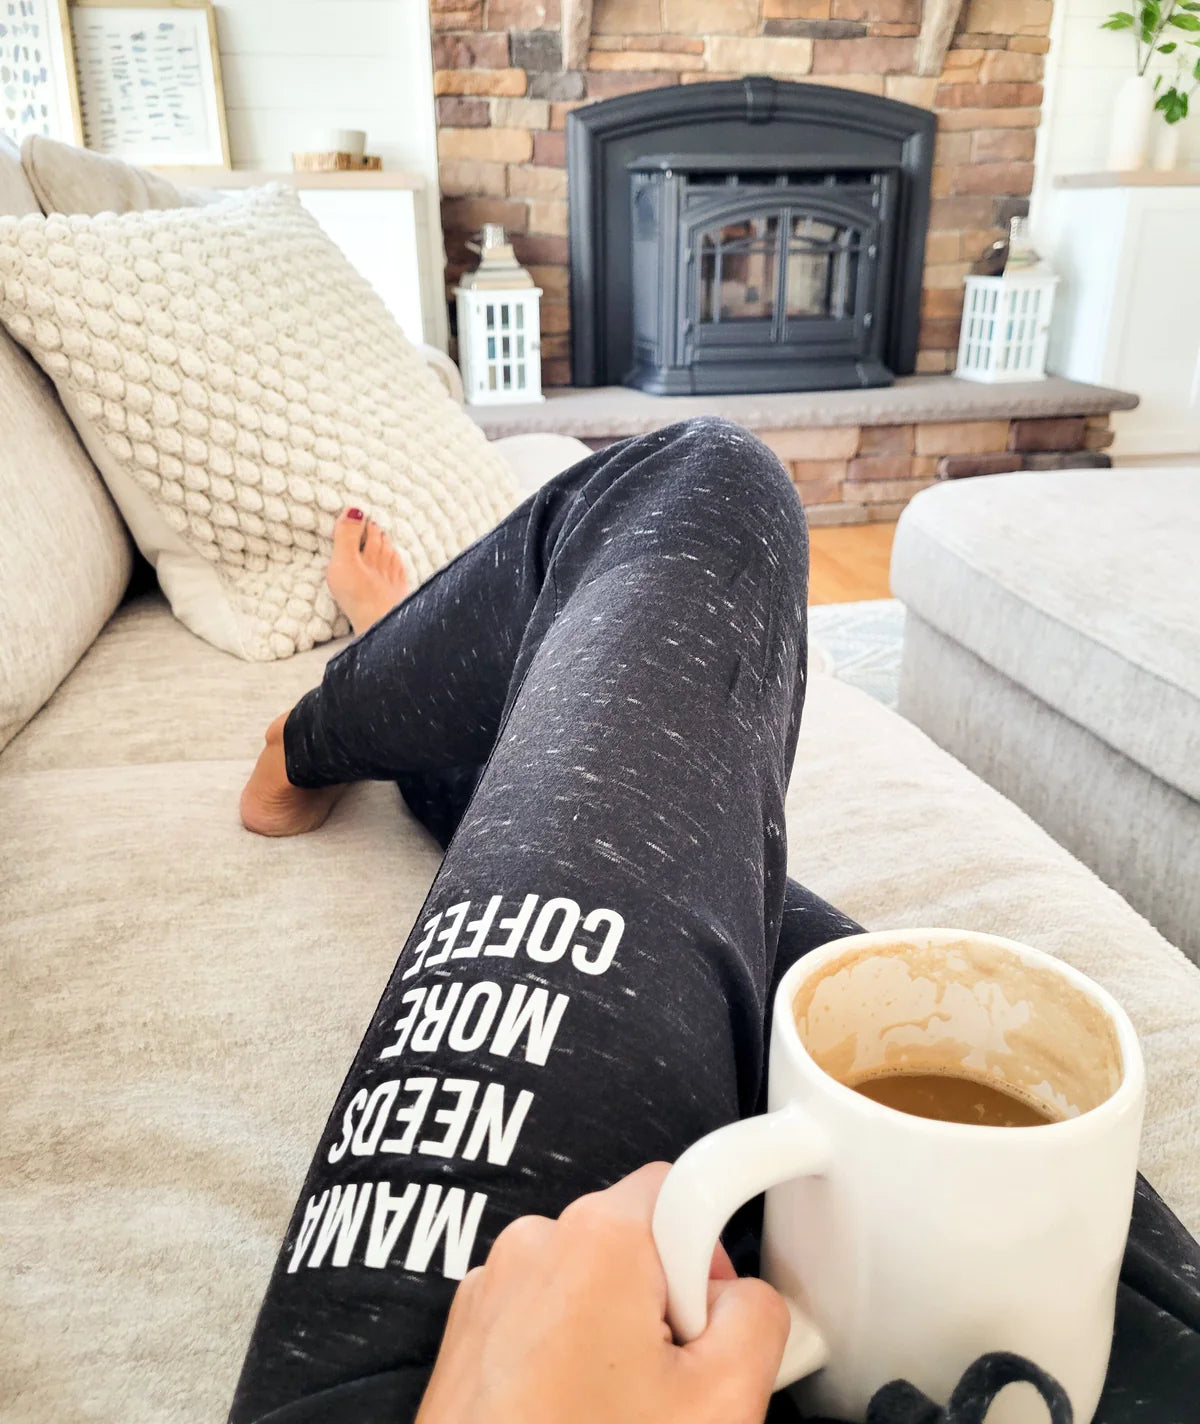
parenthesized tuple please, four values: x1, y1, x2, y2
(569, 77, 934, 393)
(431, 0, 1052, 388)
(432, 1, 1130, 529)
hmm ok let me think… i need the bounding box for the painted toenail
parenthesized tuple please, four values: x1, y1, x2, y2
(346, 507, 364, 521)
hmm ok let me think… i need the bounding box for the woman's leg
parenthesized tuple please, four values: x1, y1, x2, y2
(229, 419, 842, 1422)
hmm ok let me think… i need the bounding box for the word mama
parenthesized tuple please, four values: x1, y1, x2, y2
(288, 1179, 485, 1280)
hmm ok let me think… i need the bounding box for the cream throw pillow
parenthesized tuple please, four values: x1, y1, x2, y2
(20, 134, 202, 216)
(0, 186, 519, 660)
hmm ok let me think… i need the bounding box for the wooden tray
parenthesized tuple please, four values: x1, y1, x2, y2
(292, 152, 383, 172)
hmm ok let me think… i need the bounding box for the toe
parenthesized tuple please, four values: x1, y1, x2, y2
(363, 518, 384, 567)
(333, 507, 366, 560)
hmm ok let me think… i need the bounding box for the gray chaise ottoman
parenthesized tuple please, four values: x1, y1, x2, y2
(891, 467, 1200, 962)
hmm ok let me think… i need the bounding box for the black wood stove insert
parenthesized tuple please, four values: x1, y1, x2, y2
(567, 78, 935, 395)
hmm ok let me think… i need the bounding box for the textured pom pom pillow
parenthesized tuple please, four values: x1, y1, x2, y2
(0, 186, 519, 660)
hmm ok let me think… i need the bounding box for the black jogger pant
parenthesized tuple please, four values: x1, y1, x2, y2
(229, 420, 1200, 1424)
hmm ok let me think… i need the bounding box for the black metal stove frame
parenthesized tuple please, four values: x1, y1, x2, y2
(567, 77, 935, 393)
(628, 153, 901, 394)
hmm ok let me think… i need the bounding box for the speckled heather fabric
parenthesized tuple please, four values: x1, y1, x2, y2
(231, 418, 860, 1422)
(229, 422, 1200, 1424)
(0, 186, 518, 660)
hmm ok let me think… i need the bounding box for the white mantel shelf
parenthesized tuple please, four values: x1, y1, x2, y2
(467, 376, 1138, 441)
(1055, 170, 1200, 188)
(158, 167, 427, 190)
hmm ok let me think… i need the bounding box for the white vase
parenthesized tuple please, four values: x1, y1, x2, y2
(1152, 121, 1182, 172)
(1108, 73, 1154, 171)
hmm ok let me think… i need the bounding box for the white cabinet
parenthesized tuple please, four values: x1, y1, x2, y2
(168, 169, 445, 352)
(295, 187, 425, 344)
(1042, 178, 1200, 458)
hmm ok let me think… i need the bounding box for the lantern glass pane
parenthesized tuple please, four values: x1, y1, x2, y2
(486, 304, 495, 329)
(516, 306, 525, 329)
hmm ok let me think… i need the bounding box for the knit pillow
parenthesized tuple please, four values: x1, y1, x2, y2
(0, 186, 519, 660)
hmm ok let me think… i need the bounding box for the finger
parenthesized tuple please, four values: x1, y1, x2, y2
(487, 1213, 556, 1273)
(594, 1160, 673, 1221)
(449, 1264, 486, 1317)
(685, 1275, 790, 1394)
(709, 1238, 737, 1282)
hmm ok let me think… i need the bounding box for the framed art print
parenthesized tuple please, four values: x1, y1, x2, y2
(1, 0, 83, 145)
(69, 0, 229, 166)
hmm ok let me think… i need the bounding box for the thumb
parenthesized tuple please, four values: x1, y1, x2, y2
(683, 1274, 790, 1400)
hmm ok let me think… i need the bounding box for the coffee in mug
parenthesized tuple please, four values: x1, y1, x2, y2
(848, 1069, 1057, 1127)
(653, 929, 1145, 1424)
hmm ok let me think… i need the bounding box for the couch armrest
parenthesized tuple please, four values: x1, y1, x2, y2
(417, 343, 465, 404)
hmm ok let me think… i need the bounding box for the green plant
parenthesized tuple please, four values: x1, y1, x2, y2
(1102, 1, 1200, 120)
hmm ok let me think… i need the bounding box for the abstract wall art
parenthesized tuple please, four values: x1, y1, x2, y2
(1, 0, 81, 145)
(69, 0, 228, 166)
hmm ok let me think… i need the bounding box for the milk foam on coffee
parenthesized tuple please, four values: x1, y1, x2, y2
(790, 938, 1124, 1120)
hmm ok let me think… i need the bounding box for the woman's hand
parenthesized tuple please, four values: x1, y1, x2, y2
(415, 1161, 789, 1424)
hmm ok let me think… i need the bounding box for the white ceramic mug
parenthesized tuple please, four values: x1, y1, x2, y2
(652, 929, 1144, 1424)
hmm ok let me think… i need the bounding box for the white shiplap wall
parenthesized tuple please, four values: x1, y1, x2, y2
(211, 1, 446, 347)
(213, 0, 438, 182)
(1032, 0, 1199, 226)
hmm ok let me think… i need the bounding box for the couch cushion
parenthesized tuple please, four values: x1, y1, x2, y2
(2, 593, 348, 772)
(20, 133, 199, 214)
(0, 137, 133, 753)
(2, 662, 1198, 1424)
(0, 185, 520, 661)
(0, 760, 443, 1424)
(492, 432, 594, 500)
(0, 132, 41, 216)
(890, 468, 1200, 800)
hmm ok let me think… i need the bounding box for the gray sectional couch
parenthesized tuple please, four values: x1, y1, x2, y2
(893, 468, 1200, 962)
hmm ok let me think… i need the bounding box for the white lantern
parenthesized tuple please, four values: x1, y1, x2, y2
(455, 224, 545, 406)
(955, 272, 1060, 383)
(955, 220, 1059, 384)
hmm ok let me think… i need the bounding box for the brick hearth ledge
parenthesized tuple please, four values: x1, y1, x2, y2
(469, 375, 1138, 527)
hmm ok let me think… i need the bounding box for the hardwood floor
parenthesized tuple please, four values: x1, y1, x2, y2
(808, 521, 897, 605)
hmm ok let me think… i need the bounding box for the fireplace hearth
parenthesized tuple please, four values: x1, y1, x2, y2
(568, 78, 935, 396)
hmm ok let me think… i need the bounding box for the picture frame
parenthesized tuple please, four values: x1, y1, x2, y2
(1, 0, 84, 145)
(67, 0, 230, 167)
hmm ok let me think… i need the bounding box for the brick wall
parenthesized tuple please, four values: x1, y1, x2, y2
(576, 414, 1114, 526)
(431, 0, 1052, 386)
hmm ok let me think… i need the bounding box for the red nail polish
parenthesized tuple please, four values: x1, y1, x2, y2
(346, 507, 364, 521)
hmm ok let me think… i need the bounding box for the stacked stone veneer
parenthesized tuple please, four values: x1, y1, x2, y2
(575, 414, 1115, 526)
(430, 0, 1053, 386)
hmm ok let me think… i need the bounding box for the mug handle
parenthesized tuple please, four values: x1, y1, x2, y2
(652, 1104, 833, 1392)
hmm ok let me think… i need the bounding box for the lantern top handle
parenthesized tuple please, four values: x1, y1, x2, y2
(459, 225, 537, 291)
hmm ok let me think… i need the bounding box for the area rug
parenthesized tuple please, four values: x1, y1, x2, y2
(808, 598, 906, 710)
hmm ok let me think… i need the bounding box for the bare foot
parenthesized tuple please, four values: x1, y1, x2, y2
(240, 712, 345, 837)
(325, 507, 409, 636)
